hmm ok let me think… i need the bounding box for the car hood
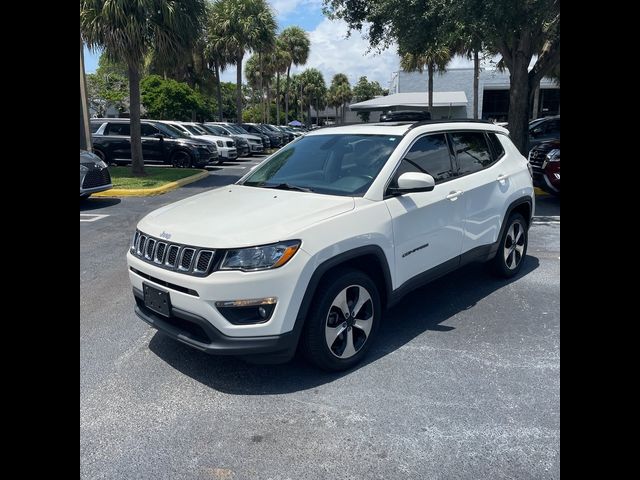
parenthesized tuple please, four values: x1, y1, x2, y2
(191, 134, 230, 144)
(137, 185, 355, 248)
(238, 134, 262, 142)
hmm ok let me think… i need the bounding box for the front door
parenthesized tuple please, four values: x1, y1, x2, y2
(384, 133, 466, 287)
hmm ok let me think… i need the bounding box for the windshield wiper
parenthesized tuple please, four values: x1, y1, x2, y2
(262, 182, 314, 192)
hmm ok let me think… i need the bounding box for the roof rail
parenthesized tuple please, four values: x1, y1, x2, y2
(406, 119, 495, 130)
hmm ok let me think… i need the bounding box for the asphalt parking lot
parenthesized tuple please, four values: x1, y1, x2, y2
(81, 157, 560, 479)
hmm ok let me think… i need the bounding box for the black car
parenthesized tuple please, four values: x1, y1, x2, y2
(198, 123, 249, 157)
(379, 110, 432, 122)
(90, 119, 218, 168)
(235, 124, 270, 149)
(241, 123, 283, 148)
(264, 124, 293, 144)
(529, 115, 560, 150)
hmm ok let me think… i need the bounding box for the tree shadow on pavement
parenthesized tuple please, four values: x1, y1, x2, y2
(80, 197, 121, 211)
(148, 255, 540, 395)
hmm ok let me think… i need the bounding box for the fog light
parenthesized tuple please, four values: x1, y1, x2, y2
(215, 297, 277, 325)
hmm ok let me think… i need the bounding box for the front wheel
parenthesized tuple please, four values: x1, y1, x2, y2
(492, 212, 528, 278)
(171, 150, 193, 168)
(301, 268, 381, 371)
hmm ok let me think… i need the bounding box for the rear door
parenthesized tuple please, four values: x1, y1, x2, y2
(104, 122, 131, 161)
(384, 133, 466, 286)
(140, 123, 163, 162)
(448, 131, 511, 254)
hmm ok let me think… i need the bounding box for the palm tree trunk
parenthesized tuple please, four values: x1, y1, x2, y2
(341, 102, 346, 124)
(276, 72, 280, 125)
(473, 50, 479, 119)
(215, 61, 223, 121)
(266, 81, 271, 124)
(128, 63, 144, 176)
(285, 65, 291, 123)
(316, 99, 319, 126)
(335, 107, 338, 124)
(428, 62, 434, 113)
(236, 53, 243, 123)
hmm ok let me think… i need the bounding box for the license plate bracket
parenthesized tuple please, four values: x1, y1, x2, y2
(143, 283, 171, 317)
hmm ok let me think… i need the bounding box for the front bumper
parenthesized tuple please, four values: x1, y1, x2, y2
(133, 288, 297, 356)
(219, 147, 237, 160)
(249, 143, 264, 153)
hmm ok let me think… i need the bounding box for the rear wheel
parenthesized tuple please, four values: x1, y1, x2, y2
(171, 150, 193, 168)
(301, 268, 381, 371)
(492, 212, 528, 278)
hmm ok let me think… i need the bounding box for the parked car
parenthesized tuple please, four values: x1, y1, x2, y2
(207, 123, 266, 154)
(280, 126, 304, 138)
(127, 120, 533, 371)
(160, 121, 237, 164)
(265, 124, 293, 143)
(529, 115, 560, 150)
(241, 123, 283, 148)
(380, 110, 432, 122)
(528, 139, 560, 195)
(90, 118, 218, 168)
(198, 123, 249, 157)
(80, 149, 112, 199)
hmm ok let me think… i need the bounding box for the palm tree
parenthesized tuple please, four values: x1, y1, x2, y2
(328, 74, 351, 124)
(280, 26, 310, 124)
(299, 68, 326, 126)
(400, 45, 451, 113)
(81, 0, 205, 175)
(271, 38, 291, 125)
(206, 6, 235, 121)
(210, 0, 276, 123)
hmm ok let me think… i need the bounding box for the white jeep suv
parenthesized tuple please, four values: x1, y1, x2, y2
(128, 121, 534, 371)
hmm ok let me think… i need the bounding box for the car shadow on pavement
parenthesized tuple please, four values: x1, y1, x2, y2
(148, 255, 540, 395)
(80, 197, 121, 211)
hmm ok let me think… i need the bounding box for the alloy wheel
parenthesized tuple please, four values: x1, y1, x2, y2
(324, 285, 374, 359)
(503, 221, 526, 270)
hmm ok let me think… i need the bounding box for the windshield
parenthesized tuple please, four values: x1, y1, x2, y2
(226, 125, 248, 134)
(183, 124, 203, 135)
(201, 124, 227, 136)
(157, 123, 189, 138)
(240, 133, 400, 196)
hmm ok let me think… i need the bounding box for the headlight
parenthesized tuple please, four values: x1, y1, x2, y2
(80, 164, 89, 172)
(221, 240, 301, 271)
(216, 140, 224, 147)
(192, 144, 211, 148)
(97, 160, 108, 169)
(545, 149, 560, 162)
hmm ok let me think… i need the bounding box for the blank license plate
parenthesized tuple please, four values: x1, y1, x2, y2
(143, 283, 171, 317)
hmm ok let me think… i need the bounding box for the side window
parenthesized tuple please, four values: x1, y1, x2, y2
(486, 133, 505, 161)
(450, 131, 493, 175)
(547, 119, 560, 134)
(141, 123, 160, 137)
(90, 122, 103, 133)
(106, 123, 130, 136)
(390, 133, 454, 187)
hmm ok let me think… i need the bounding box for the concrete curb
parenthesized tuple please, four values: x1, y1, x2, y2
(534, 187, 549, 196)
(93, 170, 209, 197)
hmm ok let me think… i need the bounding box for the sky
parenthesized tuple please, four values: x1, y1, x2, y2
(83, 0, 476, 89)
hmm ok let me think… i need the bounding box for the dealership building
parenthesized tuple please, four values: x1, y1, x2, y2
(311, 67, 559, 124)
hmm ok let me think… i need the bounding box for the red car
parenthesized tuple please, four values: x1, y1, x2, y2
(528, 140, 560, 195)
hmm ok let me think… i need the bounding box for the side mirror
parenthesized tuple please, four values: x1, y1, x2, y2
(388, 172, 435, 195)
(531, 127, 543, 137)
(153, 133, 165, 139)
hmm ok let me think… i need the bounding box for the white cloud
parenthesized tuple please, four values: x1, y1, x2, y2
(269, 0, 322, 19)
(292, 18, 401, 89)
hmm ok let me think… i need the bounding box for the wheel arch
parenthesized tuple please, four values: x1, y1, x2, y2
(293, 246, 393, 337)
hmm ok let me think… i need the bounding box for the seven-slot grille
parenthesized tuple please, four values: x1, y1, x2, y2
(131, 231, 215, 276)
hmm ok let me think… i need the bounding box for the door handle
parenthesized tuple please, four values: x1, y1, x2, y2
(497, 174, 509, 182)
(446, 190, 463, 200)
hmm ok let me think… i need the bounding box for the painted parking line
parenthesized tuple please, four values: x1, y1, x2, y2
(80, 214, 110, 223)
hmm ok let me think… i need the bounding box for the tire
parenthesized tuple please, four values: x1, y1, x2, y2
(300, 268, 381, 371)
(171, 150, 193, 168)
(492, 212, 528, 278)
(217, 158, 224, 166)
